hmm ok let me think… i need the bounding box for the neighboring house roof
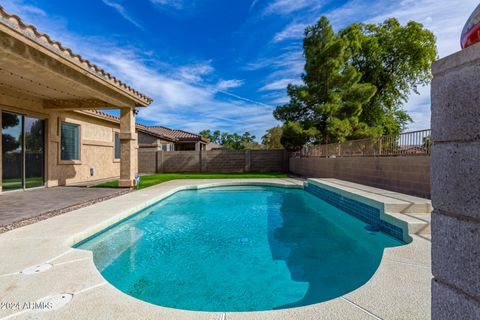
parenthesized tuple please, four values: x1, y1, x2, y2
(145, 126, 209, 143)
(83, 110, 208, 143)
(0, 5, 152, 106)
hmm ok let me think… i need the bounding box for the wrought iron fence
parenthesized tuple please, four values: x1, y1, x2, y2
(295, 129, 432, 158)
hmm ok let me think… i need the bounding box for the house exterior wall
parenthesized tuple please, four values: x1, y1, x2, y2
(138, 131, 175, 151)
(289, 156, 430, 198)
(138, 131, 158, 145)
(0, 93, 124, 192)
(47, 111, 121, 187)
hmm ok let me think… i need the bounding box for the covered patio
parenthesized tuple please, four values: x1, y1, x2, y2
(0, 186, 127, 232)
(0, 6, 152, 193)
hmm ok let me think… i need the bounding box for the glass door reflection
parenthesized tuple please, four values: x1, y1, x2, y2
(2, 112, 23, 190)
(2, 112, 45, 190)
(25, 116, 45, 188)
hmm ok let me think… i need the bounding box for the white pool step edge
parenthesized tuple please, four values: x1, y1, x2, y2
(306, 179, 432, 240)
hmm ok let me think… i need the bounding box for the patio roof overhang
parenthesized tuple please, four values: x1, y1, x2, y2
(0, 6, 152, 110)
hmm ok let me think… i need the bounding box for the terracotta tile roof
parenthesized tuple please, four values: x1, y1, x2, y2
(85, 110, 120, 122)
(84, 110, 207, 143)
(144, 126, 209, 142)
(0, 5, 152, 106)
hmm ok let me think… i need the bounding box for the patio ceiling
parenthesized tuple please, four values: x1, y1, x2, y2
(0, 6, 152, 110)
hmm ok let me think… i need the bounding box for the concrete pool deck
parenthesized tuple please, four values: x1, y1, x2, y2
(0, 178, 432, 320)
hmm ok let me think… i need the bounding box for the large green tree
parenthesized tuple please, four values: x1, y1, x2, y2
(274, 17, 377, 145)
(339, 18, 437, 134)
(261, 127, 284, 149)
(280, 122, 319, 151)
(199, 129, 221, 144)
(199, 130, 257, 150)
(274, 16, 437, 149)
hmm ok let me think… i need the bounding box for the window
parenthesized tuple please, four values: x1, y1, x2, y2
(114, 132, 121, 160)
(60, 122, 79, 161)
(161, 143, 174, 152)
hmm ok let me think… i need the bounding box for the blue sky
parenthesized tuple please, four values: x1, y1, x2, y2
(2, 0, 478, 139)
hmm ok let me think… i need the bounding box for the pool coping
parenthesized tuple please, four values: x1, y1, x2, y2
(306, 179, 432, 243)
(0, 178, 432, 320)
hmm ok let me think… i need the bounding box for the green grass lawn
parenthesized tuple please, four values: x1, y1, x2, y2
(95, 172, 289, 190)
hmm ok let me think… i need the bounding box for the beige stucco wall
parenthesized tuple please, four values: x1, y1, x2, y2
(0, 93, 123, 191)
(47, 111, 121, 186)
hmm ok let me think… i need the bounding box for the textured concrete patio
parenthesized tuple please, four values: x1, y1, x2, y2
(0, 187, 127, 231)
(0, 179, 432, 320)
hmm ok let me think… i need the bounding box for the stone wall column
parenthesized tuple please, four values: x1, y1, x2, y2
(431, 43, 480, 319)
(244, 150, 251, 173)
(119, 108, 137, 187)
(156, 151, 164, 173)
(200, 149, 207, 172)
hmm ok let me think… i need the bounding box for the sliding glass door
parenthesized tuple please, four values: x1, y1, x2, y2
(2, 112, 45, 190)
(2, 112, 23, 190)
(25, 116, 45, 188)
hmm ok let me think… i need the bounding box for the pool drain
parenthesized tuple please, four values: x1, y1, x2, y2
(21, 263, 52, 275)
(37, 293, 73, 312)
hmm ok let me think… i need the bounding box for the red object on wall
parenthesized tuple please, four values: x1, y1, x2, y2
(462, 4, 480, 49)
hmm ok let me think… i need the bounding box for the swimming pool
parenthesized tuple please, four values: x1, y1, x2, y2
(76, 185, 404, 312)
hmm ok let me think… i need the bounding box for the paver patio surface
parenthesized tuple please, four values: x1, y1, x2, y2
(0, 187, 126, 229)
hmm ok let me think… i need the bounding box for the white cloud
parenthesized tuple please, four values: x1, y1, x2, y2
(150, 0, 184, 10)
(249, 0, 260, 12)
(216, 79, 244, 90)
(101, 0, 143, 29)
(1, 0, 48, 21)
(273, 23, 307, 42)
(178, 63, 214, 83)
(96, 51, 275, 138)
(264, 0, 323, 16)
(259, 78, 299, 91)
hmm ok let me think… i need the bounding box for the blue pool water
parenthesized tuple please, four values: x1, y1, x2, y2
(76, 186, 404, 312)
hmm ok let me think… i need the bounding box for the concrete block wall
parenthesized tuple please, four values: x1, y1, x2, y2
(138, 149, 157, 173)
(138, 150, 288, 174)
(204, 150, 245, 173)
(251, 150, 289, 172)
(162, 151, 200, 173)
(430, 43, 480, 319)
(289, 156, 430, 198)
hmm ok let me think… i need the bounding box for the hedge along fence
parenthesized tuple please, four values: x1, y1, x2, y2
(138, 149, 289, 174)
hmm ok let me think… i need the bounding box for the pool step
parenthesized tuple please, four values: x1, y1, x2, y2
(307, 179, 433, 241)
(386, 212, 431, 236)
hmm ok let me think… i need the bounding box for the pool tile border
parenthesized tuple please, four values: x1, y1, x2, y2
(306, 182, 405, 241)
